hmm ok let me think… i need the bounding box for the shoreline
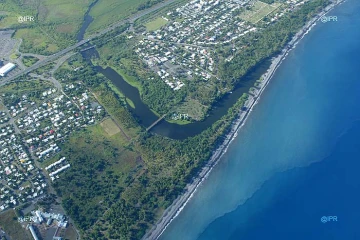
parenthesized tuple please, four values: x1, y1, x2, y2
(142, 1, 344, 239)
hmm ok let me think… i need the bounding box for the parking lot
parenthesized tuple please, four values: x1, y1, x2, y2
(0, 30, 17, 59)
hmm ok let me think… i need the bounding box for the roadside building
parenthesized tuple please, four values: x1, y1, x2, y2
(28, 225, 40, 240)
(0, 63, 16, 77)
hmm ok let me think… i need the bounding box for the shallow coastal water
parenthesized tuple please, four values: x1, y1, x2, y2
(159, 1, 360, 239)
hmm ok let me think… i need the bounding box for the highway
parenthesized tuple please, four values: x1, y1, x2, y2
(2, 39, 89, 84)
(1, 0, 180, 85)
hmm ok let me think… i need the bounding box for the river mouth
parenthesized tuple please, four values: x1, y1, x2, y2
(77, 1, 270, 140)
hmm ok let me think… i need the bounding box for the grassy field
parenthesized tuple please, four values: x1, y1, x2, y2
(1, 0, 94, 54)
(86, 0, 148, 35)
(22, 55, 39, 67)
(0, 210, 33, 240)
(176, 98, 207, 121)
(100, 118, 121, 136)
(14, 28, 60, 53)
(0, 0, 36, 29)
(239, 1, 282, 24)
(9, 52, 20, 60)
(0, 80, 52, 96)
(145, 17, 168, 31)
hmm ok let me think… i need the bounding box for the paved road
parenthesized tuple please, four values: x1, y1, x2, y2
(2, 39, 89, 84)
(1, 0, 179, 85)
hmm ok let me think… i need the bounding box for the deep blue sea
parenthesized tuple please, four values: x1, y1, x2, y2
(159, 1, 360, 239)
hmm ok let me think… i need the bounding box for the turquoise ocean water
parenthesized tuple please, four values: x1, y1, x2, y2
(159, 1, 360, 239)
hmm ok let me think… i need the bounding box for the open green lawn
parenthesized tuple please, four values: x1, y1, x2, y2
(145, 17, 168, 31)
(100, 118, 121, 136)
(86, 0, 148, 35)
(239, 1, 282, 24)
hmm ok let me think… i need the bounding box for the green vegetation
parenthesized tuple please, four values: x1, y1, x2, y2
(0, 210, 32, 240)
(145, 17, 168, 31)
(22, 55, 39, 67)
(53, 123, 140, 231)
(53, 73, 249, 239)
(107, 81, 136, 109)
(100, 118, 121, 136)
(0, 0, 329, 239)
(51, 1, 333, 239)
(95, 35, 185, 116)
(9, 52, 20, 60)
(86, 0, 165, 36)
(0, 79, 53, 105)
(1, 0, 94, 55)
(134, 0, 188, 27)
(239, 1, 282, 24)
(52, 55, 249, 239)
(220, 0, 331, 85)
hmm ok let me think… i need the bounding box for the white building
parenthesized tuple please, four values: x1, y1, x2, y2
(0, 63, 16, 77)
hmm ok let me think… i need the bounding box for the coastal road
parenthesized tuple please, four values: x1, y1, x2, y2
(1, 0, 180, 85)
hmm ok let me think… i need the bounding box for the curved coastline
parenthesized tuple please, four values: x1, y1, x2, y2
(142, 1, 345, 239)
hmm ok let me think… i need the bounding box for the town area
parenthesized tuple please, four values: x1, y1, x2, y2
(134, 0, 307, 91)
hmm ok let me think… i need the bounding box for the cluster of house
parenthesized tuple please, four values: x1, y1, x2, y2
(2, 94, 36, 118)
(134, 0, 257, 91)
(134, 0, 309, 92)
(0, 125, 47, 210)
(16, 83, 104, 163)
(0, 111, 9, 124)
(0, 81, 105, 212)
(170, 0, 254, 46)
